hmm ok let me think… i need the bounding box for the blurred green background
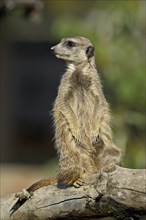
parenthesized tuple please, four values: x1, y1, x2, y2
(0, 0, 145, 197)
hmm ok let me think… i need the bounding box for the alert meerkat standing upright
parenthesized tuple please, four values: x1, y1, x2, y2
(52, 36, 122, 186)
(11, 36, 122, 214)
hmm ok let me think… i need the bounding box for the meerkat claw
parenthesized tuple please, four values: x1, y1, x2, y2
(73, 179, 84, 188)
(73, 136, 81, 143)
(92, 135, 100, 144)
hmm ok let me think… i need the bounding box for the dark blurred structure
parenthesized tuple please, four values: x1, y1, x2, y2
(1, 41, 64, 163)
(0, 0, 64, 163)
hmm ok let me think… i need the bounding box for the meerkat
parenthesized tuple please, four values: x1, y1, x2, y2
(52, 36, 122, 185)
(11, 36, 122, 214)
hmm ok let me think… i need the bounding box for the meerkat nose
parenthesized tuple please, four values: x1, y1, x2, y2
(50, 46, 55, 52)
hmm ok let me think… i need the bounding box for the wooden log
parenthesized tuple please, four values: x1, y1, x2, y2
(1, 166, 146, 220)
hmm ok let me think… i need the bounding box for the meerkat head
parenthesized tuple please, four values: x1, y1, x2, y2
(50, 36, 94, 64)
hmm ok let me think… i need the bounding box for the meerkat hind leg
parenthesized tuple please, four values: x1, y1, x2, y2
(102, 164, 117, 173)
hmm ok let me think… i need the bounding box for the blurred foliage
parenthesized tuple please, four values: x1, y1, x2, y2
(1, 0, 145, 168)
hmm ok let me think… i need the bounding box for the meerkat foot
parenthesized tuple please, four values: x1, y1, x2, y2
(73, 179, 84, 188)
(15, 189, 32, 200)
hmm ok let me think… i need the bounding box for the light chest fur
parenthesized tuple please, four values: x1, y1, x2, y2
(66, 65, 98, 143)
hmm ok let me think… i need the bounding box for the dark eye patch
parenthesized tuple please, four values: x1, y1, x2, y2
(64, 40, 76, 48)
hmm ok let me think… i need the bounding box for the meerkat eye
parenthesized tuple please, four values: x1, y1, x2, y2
(64, 40, 76, 48)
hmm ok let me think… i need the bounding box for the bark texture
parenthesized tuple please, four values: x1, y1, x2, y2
(1, 166, 146, 220)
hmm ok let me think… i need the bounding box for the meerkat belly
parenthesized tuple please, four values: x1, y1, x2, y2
(70, 87, 96, 139)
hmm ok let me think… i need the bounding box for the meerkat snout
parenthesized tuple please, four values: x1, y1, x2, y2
(50, 46, 54, 51)
(50, 46, 60, 58)
(50, 46, 55, 53)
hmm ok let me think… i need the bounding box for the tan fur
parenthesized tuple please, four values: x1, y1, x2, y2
(52, 36, 122, 186)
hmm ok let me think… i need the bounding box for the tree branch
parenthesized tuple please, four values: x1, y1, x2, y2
(1, 166, 146, 220)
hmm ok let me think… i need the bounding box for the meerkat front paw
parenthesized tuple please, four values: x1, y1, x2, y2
(91, 132, 102, 145)
(92, 135, 100, 144)
(73, 136, 81, 143)
(72, 130, 82, 144)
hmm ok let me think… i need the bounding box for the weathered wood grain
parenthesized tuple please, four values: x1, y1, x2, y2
(1, 166, 146, 220)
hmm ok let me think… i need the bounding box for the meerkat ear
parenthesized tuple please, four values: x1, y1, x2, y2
(86, 46, 94, 59)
